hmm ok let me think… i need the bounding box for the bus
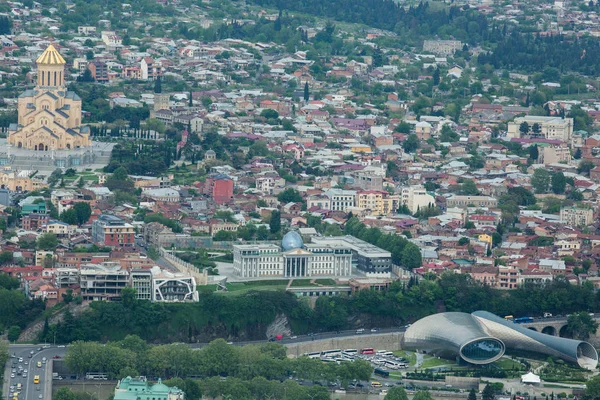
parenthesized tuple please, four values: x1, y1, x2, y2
(504, 315, 514, 321)
(514, 317, 534, 324)
(322, 349, 342, 357)
(343, 349, 358, 355)
(374, 368, 390, 378)
(371, 382, 382, 388)
(385, 360, 402, 370)
(33, 376, 40, 384)
(304, 352, 321, 359)
(360, 348, 375, 355)
(85, 373, 108, 380)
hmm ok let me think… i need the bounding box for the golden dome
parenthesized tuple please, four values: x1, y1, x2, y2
(36, 44, 66, 65)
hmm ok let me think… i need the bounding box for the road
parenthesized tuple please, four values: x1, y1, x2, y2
(3, 328, 407, 399)
(5, 345, 68, 400)
(185, 326, 408, 348)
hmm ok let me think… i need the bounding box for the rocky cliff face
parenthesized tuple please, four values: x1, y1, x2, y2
(18, 303, 89, 343)
(266, 314, 292, 339)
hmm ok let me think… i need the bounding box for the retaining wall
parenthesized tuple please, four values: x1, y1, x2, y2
(286, 332, 404, 357)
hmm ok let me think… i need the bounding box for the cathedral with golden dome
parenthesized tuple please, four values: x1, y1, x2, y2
(7, 44, 91, 151)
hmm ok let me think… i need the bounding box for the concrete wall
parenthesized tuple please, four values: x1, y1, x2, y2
(286, 333, 403, 357)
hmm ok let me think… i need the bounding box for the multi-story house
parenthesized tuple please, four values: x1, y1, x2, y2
(91, 214, 135, 247)
(560, 206, 594, 226)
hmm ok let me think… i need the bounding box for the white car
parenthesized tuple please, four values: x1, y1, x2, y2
(23, 369, 28, 373)
(39, 395, 43, 399)
(11, 373, 15, 378)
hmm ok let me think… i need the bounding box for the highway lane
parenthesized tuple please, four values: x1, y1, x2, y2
(7, 346, 68, 400)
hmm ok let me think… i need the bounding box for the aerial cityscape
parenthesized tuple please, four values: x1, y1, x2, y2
(1, 0, 600, 399)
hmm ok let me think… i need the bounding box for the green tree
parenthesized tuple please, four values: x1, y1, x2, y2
(459, 180, 479, 195)
(277, 188, 302, 203)
(395, 122, 411, 133)
(385, 387, 409, 400)
(154, 77, 162, 94)
(77, 68, 94, 82)
(519, 121, 530, 135)
(413, 391, 434, 400)
(147, 247, 160, 261)
(482, 384, 495, 400)
(402, 134, 419, 153)
(458, 237, 470, 246)
(551, 171, 566, 194)
(531, 123, 541, 135)
(59, 209, 78, 225)
(37, 233, 59, 251)
(121, 287, 138, 308)
(303, 82, 309, 102)
(529, 144, 539, 160)
(0, 251, 14, 265)
(7, 325, 21, 342)
(578, 160, 595, 176)
(54, 388, 77, 400)
(531, 168, 551, 194)
(73, 202, 92, 225)
(566, 311, 599, 340)
(584, 375, 600, 400)
(468, 389, 477, 400)
(401, 243, 422, 270)
(62, 289, 74, 304)
(269, 210, 281, 234)
(260, 109, 279, 120)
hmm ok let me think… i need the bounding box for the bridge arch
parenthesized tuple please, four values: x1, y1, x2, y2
(542, 326, 557, 336)
(559, 325, 570, 338)
(528, 327, 538, 332)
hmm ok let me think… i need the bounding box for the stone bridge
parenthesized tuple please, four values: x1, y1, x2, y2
(520, 316, 600, 343)
(520, 318, 569, 337)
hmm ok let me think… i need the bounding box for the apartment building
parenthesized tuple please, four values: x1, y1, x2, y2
(507, 116, 574, 143)
(560, 206, 594, 226)
(355, 190, 400, 216)
(130, 269, 152, 301)
(423, 40, 462, 55)
(325, 189, 356, 212)
(400, 186, 436, 214)
(539, 146, 571, 165)
(497, 265, 519, 289)
(79, 264, 129, 301)
(141, 57, 163, 80)
(446, 195, 498, 209)
(91, 214, 135, 247)
(88, 61, 109, 83)
(152, 268, 199, 302)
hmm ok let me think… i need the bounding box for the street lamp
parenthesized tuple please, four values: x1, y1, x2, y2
(53, 330, 57, 346)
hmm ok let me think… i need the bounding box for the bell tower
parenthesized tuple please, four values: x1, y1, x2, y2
(36, 44, 66, 88)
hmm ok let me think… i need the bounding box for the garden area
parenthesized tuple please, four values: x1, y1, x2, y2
(540, 360, 588, 383)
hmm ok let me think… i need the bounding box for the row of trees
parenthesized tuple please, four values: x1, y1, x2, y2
(65, 337, 372, 384)
(44, 271, 600, 344)
(344, 217, 422, 269)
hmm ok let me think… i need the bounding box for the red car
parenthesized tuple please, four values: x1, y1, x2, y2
(52, 355, 61, 359)
(275, 335, 283, 341)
